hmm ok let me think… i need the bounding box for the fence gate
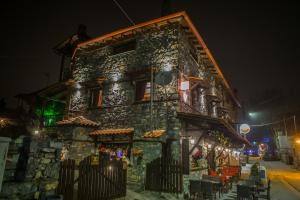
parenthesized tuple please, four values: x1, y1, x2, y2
(145, 157, 183, 194)
(57, 156, 127, 200)
(57, 159, 75, 200)
(77, 156, 127, 200)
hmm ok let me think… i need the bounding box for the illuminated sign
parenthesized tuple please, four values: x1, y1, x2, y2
(180, 81, 189, 90)
(240, 124, 250, 134)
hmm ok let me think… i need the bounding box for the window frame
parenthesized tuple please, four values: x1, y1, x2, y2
(134, 79, 152, 102)
(89, 87, 103, 108)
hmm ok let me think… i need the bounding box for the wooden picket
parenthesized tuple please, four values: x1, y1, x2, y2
(145, 157, 183, 194)
(57, 156, 126, 200)
(77, 156, 127, 200)
(56, 159, 75, 200)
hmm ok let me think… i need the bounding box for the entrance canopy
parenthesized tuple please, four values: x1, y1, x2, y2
(142, 129, 165, 138)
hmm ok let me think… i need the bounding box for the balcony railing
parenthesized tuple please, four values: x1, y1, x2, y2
(179, 100, 202, 115)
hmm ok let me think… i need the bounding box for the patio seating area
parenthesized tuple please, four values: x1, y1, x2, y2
(188, 165, 271, 200)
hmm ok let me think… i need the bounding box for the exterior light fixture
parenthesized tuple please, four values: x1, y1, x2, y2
(108, 166, 112, 170)
(34, 130, 39, 135)
(75, 83, 82, 89)
(163, 63, 172, 72)
(190, 139, 195, 145)
(217, 147, 221, 151)
(208, 144, 212, 148)
(295, 138, 300, 144)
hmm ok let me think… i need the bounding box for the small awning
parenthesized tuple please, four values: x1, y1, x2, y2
(143, 129, 165, 138)
(56, 116, 99, 127)
(90, 128, 134, 136)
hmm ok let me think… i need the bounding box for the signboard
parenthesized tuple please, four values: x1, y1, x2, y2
(240, 124, 250, 134)
(180, 81, 189, 90)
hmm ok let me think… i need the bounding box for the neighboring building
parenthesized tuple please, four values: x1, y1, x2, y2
(6, 12, 249, 198)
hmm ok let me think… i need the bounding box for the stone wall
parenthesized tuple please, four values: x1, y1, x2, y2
(1, 135, 61, 200)
(70, 24, 182, 161)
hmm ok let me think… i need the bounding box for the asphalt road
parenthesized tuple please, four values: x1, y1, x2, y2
(259, 160, 300, 200)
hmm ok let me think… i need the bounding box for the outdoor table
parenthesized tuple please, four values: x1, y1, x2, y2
(238, 180, 258, 198)
(238, 180, 256, 188)
(201, 179, 222, 198)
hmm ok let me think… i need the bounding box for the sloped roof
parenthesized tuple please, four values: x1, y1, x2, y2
(90, 128, 134, 136)
(143, 129, 165, 138)
(72, 11, 241, 107)
(56, 116, 99, 127)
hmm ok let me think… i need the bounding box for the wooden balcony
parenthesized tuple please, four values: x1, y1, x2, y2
(177, 101, 249, 145)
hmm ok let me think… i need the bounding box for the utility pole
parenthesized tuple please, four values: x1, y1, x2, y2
(283, 117, 288, 136)
(293, 115, 297, 134)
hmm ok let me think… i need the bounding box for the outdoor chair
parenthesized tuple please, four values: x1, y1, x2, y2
(202, 175, 223, 197)
(189, 180, 203, 200)
(257, 179, 271, 200)
(237, 184, 257, 200)
(201, 181, 217, 200)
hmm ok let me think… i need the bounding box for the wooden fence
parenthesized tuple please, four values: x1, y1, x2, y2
(57, 159, 75, 200)
(145, 157, 183, 194)
(57, 156, 127, 200)
(77, 156, 127, 200)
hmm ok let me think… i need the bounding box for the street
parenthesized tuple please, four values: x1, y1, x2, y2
(260, 160, 300, 200)
(218, 159, 300, 200)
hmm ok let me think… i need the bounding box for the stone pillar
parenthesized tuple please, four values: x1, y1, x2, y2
(0, 137, 11, 192)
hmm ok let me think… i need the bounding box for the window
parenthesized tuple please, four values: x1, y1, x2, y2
(135, 80, 151, 101)
(89, 88, 103, 108)
(112, 39, 136, 55)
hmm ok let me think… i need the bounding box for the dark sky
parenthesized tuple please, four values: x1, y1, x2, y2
(1, 1, 299, 106)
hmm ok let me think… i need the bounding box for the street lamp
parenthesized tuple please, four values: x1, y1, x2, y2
(249, 112, 256, 117)
(295, 138, 300, 144)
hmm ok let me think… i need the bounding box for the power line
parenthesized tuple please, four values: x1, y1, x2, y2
(246, 115, 295, 127)
(112, 0, 135, 26)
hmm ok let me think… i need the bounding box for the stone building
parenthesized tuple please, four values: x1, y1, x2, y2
(2, 12, 250, 198)
(61, 11, 249, 189)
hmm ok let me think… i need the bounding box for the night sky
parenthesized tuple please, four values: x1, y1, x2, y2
(1, 1, 299, 107)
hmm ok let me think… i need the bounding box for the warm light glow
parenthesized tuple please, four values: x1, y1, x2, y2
(295, 139, 300, 144)
(163, 63, 172, 71)
(190, 139, 195, 145)
(208, 144, 212, 148)
(183, 91, 188, 102)
(34, 130, 39, 135)
(75, 83, 82, 89)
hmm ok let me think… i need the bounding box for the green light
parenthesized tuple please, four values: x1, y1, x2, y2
(34, 97, 65, 126)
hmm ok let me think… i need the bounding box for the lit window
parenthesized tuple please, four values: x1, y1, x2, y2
(135, 80, 151, 101)
(90, 88, 103, 108)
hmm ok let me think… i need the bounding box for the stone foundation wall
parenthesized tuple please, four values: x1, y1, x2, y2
(1, 136, 61, 200)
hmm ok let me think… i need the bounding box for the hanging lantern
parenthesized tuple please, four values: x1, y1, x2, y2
(116, 148, 123, 158)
